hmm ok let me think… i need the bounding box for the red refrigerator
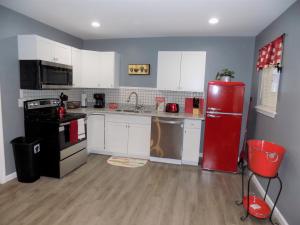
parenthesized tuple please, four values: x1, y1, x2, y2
(202, 81, 245, 173)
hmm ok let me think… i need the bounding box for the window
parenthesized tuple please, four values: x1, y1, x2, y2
(256, 67, 280, 118)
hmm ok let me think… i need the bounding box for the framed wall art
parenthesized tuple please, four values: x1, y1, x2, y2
(128, 64, 150, 75)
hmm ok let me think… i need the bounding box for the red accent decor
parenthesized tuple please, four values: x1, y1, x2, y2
(247, 140, 286, 177)
(184, 98, 193, 113)
(70, 120, 78, 144)
(243, 196, 271, 219)
(256, 35, 284, 70)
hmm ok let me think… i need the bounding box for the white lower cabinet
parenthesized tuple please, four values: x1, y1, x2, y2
(105, 114, 151, 158)
(105, 121, 128, 155)
(127, 123, 151, 158)
(182, 120, 202, 165)
(87, 114, 105, 154)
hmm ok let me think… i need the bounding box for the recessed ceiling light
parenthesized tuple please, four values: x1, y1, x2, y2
(209, 18, 219, 25)
(91, 21, 101, 28)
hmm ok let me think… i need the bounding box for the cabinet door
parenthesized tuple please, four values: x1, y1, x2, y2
(127, 124, 151, 158)
(157, 51, 182, 90)
(182, 128, 201, 165)
(99, 52, 115, 88)
(105, 122, 128, 155)
(87, 114, 105, 153)
(36, 37, 54, 62)
(81, 50, 102, 88)
(180, 51, 206, 92)
(71, 48, 82, 87)
(54, 43, 71, 65)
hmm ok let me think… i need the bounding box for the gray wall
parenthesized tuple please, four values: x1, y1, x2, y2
(84, 36, 255, 152)
(248, 1, 300, 224)
(0, 5, 82, 175)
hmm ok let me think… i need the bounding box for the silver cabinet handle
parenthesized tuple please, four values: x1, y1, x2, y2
(207, 114, 221, 118)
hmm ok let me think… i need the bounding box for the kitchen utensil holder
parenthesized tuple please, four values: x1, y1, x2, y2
(235, 160, 283, 225)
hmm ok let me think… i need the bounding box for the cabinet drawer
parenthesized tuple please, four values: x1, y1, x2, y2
(105, 114, 151, 125)
(184, 119, 202, 129)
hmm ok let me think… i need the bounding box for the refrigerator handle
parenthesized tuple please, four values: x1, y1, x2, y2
(207, 107, 221, 111)
(207, 114, 221, 118)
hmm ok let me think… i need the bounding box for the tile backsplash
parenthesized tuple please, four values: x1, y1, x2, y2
(20, 87, 203, 112)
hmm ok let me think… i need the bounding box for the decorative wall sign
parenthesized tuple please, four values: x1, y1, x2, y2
(128, 64, 150, 75)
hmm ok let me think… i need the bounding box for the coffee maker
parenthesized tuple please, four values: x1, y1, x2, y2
(94, 93, 105, 108)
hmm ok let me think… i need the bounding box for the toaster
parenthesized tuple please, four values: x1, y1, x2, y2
(166, 103, 179, 113)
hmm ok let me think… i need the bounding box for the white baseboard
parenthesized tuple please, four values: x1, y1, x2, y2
(181, 160, 199, 166)
(149, 157, 181, 165)
(252, 175, 289, 225)
(1, 172, 17, 184)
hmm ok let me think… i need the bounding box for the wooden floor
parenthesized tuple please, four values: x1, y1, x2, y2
(0, 155, 272, 225)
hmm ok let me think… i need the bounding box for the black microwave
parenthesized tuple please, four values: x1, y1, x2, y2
(20, 60, 73, 90)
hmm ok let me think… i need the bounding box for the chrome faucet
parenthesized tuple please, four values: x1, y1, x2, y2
(127, 91, 139, 109)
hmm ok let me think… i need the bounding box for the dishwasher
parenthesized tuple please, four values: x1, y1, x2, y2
(150, 117, 184, 164)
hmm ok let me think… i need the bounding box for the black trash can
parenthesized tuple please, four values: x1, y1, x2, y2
(10, 137, 41, 183)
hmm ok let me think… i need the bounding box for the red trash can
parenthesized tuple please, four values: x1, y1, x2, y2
(247, 140, 286, 177)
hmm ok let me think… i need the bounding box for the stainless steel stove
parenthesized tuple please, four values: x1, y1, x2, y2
(24, 98, 87, 178)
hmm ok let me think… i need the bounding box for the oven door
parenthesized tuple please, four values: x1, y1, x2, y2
(40, 61, 73, 89)
(59, 119, 86, 150)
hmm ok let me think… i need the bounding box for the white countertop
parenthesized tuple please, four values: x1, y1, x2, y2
(68, 107, 205, 120)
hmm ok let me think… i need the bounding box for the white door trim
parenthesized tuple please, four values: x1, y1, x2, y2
(0, 86, 6, 184)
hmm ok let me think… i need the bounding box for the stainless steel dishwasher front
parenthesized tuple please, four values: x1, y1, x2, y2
(150, 117, 184, 164)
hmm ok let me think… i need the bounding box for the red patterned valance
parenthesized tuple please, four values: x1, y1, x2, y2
(256, 34, 285, 71)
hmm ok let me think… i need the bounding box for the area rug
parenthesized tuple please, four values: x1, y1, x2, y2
(107, 156, 147, 168)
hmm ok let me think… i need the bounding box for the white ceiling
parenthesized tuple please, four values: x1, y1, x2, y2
(0, 0, 296, 40)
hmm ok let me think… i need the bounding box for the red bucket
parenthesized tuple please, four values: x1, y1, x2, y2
(247, 140, 286, 177)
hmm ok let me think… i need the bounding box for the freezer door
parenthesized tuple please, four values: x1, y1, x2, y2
(202, 113, 242, 172)
(206, 83, 245, 113)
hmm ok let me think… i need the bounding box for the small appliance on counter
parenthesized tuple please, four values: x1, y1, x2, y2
(81, 93, 87, 108)
(94, 93, 105, 108)
(166, 103, 179, 113)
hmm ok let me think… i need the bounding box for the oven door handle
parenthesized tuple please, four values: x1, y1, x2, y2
(60, 122, 71, 126)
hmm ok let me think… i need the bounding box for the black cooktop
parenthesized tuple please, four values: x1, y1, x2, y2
(39, 113, 86, 123)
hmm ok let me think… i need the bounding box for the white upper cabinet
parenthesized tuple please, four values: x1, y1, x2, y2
(80, 50, 119, 88)
(71, 47, 82, 88)
(180, 52, 206, 92)
(157, 51, 182, 91)
(18, 35, 72, 65)
(157, 51, 206, 92)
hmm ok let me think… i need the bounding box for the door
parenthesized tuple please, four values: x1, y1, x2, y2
(157, 51, 181, 90)
(37, 37, 54, 62)
(202, 113, 242, 172)
(182, 128, 201, 164)
(81, 50, 102, 88)
(105, 122, 128, 155)
(54, 43, 71, 65)
(206, 82, 245, 113)
(87, 114, 105, 153)
(99, 52, 115, 88)
(71, 48, 82, 87)
(180, 51, 206, 92)
(127, 124, 151, 158)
